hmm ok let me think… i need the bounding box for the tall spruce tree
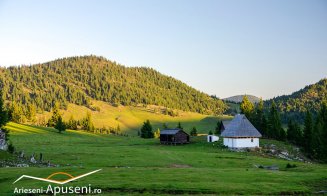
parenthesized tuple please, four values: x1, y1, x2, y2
(320, 102, 327, 161)
(55, 116, 66, 133)
(0, 91, 8, 128)
(10, 101, 25, 123)
(215, 121, 222, 135)
(47, 103, 61, 127)
(240, 95, 254, 120)
(287, 119, 302, 145)
(303, 111, 313, 154)
(177, 122, 183, 130)
(190, 127, 197, 136)
(140, 120, 153, 138)
(268, 101, 285, 140)
(82, 111, 94, 132)
(26, 104, 37, 124)
(313, 102, 327, 161)
(253, 98, 267, 137)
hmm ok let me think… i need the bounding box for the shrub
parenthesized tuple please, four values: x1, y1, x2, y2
(8, 143, 15, 154)
(286, 163, 297, 168)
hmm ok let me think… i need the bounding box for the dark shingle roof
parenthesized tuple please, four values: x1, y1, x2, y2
(160, 129, 182, 135)
(221, 114, 262, 138)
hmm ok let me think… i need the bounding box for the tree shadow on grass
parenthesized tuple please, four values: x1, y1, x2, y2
(5, 123, 56, 134)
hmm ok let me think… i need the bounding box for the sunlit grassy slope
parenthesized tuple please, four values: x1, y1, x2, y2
(37, 100, 232, 134)
(1, 123, 327, 195)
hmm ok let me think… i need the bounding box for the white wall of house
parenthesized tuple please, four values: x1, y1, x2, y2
(223, 138, 259, 148)
(207, 135, 219, 142)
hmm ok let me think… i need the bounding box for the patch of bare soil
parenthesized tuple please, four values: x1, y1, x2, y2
(169, 164, 192, 168)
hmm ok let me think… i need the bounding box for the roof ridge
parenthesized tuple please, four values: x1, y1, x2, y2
(221, 114, 262, 138)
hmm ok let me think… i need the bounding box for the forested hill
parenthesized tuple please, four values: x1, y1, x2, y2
(0, 55, 227, 114)
(266, 78, 327, 122)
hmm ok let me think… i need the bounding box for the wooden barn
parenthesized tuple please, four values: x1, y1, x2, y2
(160, 129, 190, 144)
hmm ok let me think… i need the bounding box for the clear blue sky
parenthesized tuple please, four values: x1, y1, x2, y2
(0, 0, 326, 99)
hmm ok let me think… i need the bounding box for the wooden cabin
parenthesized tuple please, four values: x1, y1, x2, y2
(160, 129, 190, 144)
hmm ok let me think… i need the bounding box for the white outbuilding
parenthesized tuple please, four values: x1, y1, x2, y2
(207, 135, 219, 142)
(221, 114, 262, 148)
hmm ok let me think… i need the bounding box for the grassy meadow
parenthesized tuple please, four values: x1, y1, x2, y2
(35, 100, 232, 135)
(0, 122, 327, 195)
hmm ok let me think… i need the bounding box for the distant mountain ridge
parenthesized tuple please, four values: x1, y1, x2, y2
(223, 95, 260, 104)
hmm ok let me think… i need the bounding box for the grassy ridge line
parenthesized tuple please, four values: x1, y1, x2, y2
(35, 100, 232, 134)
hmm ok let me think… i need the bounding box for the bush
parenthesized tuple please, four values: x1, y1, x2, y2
(8, 143, 15, 154)
(286, 163, 297, 168)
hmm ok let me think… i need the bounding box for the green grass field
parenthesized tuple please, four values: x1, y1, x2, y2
(36, 100, 232, 135)
(0, 123, 327, 195)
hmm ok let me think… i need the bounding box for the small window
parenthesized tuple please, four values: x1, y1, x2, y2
(251, 138, 253, 142)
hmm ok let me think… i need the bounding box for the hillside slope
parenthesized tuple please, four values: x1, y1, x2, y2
(36, 100, 230, 134)
(0, 55, 227, 115)
(266, 78, 327, 121)
(224, 95, 260, 103)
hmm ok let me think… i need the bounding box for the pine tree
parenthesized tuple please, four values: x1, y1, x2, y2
(240, 95, 254, 120)
(261, 117, 268, 138)
(55, 116, 66, 133)
(0, 91, 8, 128)
(268, 101, 285, 140)
(287, 119, 295, 142)
(303, 111, 313, 154)
(287, 119, 302, 145)
(190, 127, 197, 136)
(140, 120, 153, 138)
(215, 121, 222, 135)
(280, 128, 287, 141)
(82, 111, 94, 132)
(47, 103, 61, 127)
(10, 102, 25, 123)
(177, 122, 183, 130)
(27, 104, 36, 124)
(320, 102, 327, 161)
(313, 102, 327, 161)
(313, 120, 323, 159)
(253, 98, 267, 137)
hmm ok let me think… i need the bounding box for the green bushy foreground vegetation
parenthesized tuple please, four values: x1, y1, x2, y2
(1, 123, 327, 195)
